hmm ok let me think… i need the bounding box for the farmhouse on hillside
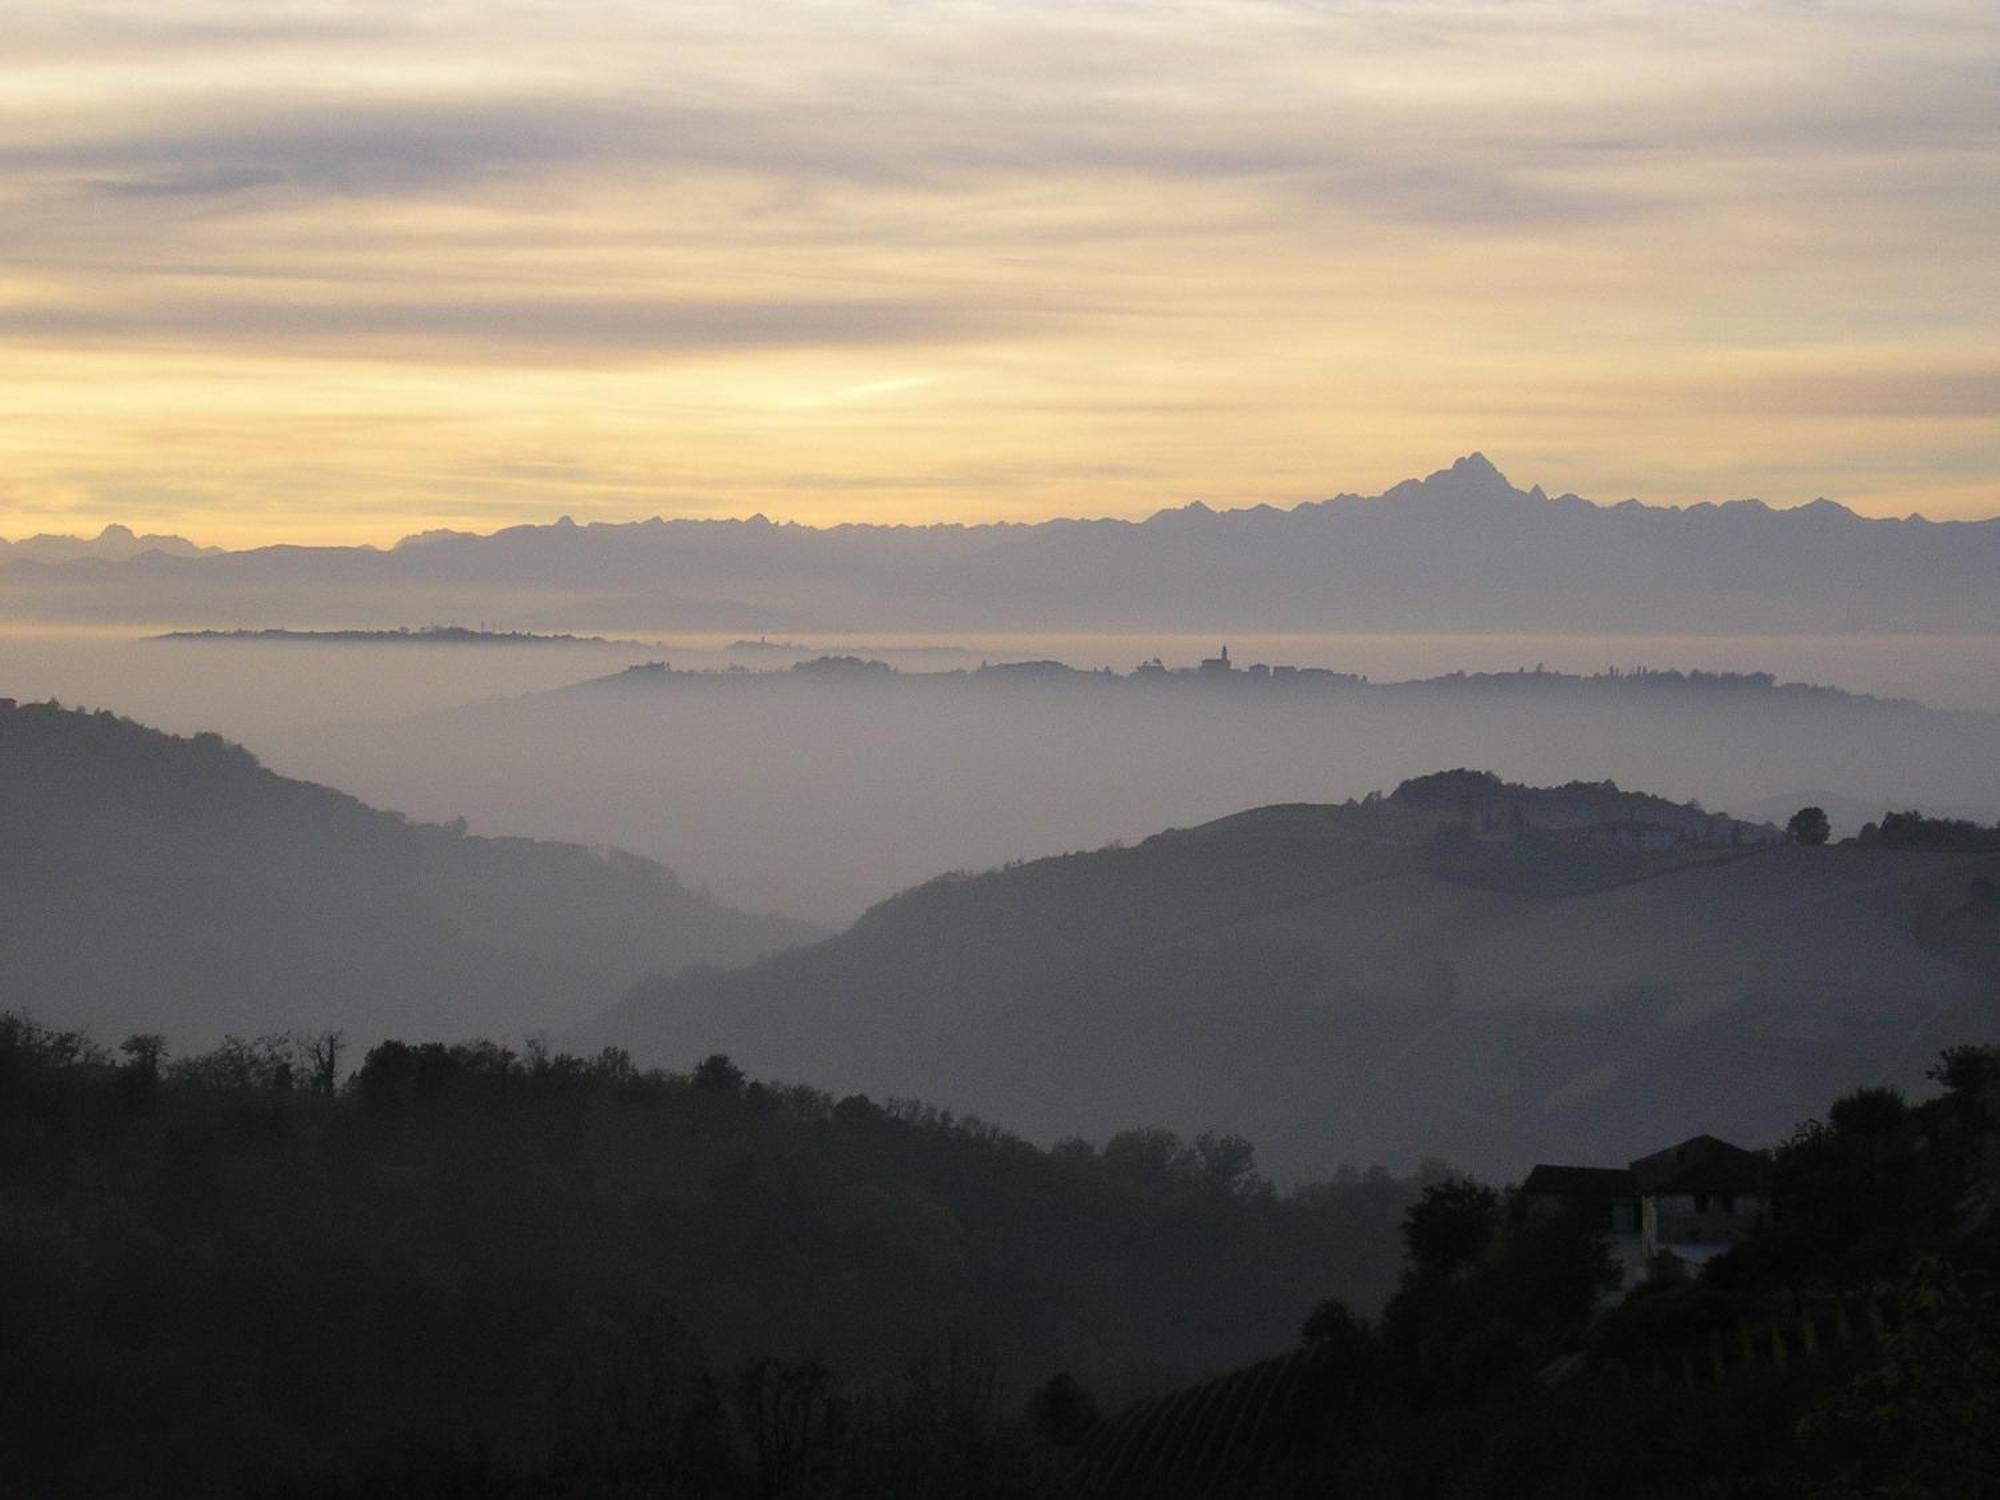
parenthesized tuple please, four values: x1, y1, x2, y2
(1522, 1134, 1770, 1293)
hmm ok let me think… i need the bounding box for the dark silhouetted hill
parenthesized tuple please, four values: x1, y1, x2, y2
(0, 700, 817, 1045)
(588, 774, 2000, 1181)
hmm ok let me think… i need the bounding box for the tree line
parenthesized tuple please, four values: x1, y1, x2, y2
(6, 1013, 1992, 1496)
(0, 1015, 1427, 1498)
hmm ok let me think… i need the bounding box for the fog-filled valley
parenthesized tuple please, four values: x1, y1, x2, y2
(11, 619, 1999, 926)
(0, 700, 815, 1048)
(6, 466, 2000, 1498)
(272, 659, 1999, 927)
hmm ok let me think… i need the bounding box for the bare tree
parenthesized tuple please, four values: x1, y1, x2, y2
(303, 1031, 345, 1095)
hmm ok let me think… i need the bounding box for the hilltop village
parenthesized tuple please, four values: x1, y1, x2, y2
(614, 648, 1827, 702)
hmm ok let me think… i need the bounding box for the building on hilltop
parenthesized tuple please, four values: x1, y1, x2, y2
(1553, 818, 1682, 852)
(1522, 1133, 1770, 1295)
(1198, 644, 1234, 676)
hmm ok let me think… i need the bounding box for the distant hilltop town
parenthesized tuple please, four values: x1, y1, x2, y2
(606, 649, 1851, 703)
(1137, 642, 1362, 683)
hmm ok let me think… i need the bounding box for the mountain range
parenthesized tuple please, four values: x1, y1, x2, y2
(6, 456, 1996, 632)
(0, 523, 218, 565)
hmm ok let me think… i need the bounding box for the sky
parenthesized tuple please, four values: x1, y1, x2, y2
(2, 0, 1997, 547)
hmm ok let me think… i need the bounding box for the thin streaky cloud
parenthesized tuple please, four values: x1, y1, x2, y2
(0, 0, 1994, 543)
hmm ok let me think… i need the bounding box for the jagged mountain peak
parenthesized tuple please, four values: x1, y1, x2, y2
(1374, 452, 1524, 509)
(0, 523, 217, 560)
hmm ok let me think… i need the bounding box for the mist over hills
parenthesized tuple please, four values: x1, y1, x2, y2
(586, 771, 2000, 1183)
(270, 658, 2000, 926)
(6, 455, 1996, 632)
(0, 700, 816, 1048)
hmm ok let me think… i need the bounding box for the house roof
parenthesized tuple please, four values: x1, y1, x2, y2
(1521, 1164, 1638, 1200)
(1629, 1134, 1767, 1196)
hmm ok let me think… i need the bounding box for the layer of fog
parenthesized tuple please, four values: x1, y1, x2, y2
(10, 628, 2000, 728)
(9, 630, 1996, 929)
(275, 672, 1996, 929)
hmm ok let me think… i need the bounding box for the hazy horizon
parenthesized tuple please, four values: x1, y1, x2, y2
(7, 453, 2000, 555)
(3, 464, 2000, 560)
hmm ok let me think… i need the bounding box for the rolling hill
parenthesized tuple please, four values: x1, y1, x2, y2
(0, 699, 817, 1047)
(587, 771, 2000, 1181)
(266, 656, 2000, 927)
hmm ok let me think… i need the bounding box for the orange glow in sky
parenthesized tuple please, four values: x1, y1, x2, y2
(2, 0, 1996, 545)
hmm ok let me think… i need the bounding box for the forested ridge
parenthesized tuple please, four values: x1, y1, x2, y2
(0, 1016, 1424, 1498)
(3, 1019, 1995, 1496)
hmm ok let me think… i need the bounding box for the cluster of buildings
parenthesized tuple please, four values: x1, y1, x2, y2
(1454, 797, 1781, 852)
(1523, 1134, 1771, 1294)
(1133, 644, 1367, 686)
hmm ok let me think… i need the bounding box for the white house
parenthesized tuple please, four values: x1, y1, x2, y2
(1523, 1133, 1771, 1293)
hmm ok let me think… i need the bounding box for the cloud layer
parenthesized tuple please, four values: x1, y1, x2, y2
(2, 0, 1996, 541)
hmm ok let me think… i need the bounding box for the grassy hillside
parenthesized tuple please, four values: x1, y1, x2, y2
(593, 775, 2000, 1180)
(0, 700, 817, 1045)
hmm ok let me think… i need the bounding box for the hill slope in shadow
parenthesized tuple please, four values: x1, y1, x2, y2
(587, 772, 2000, 1181)
(0, 699, 818, 1046)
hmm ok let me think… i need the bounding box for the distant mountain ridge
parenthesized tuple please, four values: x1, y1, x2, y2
(0, 700, 817, 1047)
(585, 771, 2000, 1182)
(0, 522, 218, 563)
(6, 455, 1995, 631)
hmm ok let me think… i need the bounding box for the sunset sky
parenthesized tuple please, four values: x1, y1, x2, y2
(3, 0, 1996, 546)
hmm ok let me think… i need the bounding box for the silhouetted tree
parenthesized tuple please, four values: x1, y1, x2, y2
(1865, 809, 2000, 851)
(1827, 1082, 1908, 1137)
(1401, 1178, 1499, 1280)
(1193, 1130, 1265, 1195)
(738, 1356, 838, 1498)
(692, 1052, 746, 1093)
(302, 1030, 343, 1094)
(118, 1033, 166, 1081)
(1788, 805, 1832, 845)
